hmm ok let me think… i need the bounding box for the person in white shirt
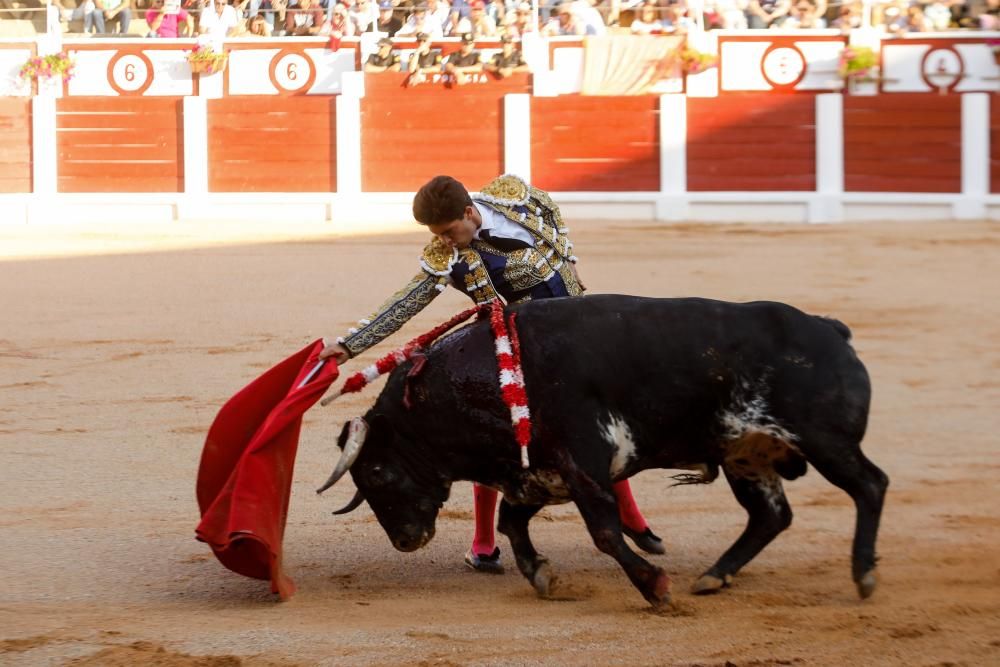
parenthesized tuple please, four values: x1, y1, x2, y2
(200, 0, 241, 39)
(396, 4, 446, 37)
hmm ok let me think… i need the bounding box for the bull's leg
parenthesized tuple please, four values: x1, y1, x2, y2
(556, 456, 671, 608)
(693, 469, 792, 595)
(801, 440, 889, 599)
(496, 500, 554, 597)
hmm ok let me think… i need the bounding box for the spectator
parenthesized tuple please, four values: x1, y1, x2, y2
(630, 0, 667, 32)
(484, 33, 529, 77)
(397, 3, 445, 36)
(444, 32, 483, 84)
(922, 0, 953, 30)
(243, 10, 273, 32)
(484, 0, 504, 25)
(443, 7, 463, 33)
(830, 1, 861, 31)
(102, 0, 133, 33)
(326, 1, 356, 35)
(573, 0, 607, 34)
(368, 0, 402, 33)
(453, 0, 498, 37)
(704, 0, 748, 29)
(350, 0, 379, 31)
(746, 0, 789, 28)
(407, 31, 443, 85)
(426, 0, 450, 28)
(365, 35, 402, 71)
(62, 0, 106, 33)
(504, 1, 537, 38)
(284, 0, 325, 34)
(541, 0, 584, 34)
(146, 0, 194, 36)
(779, 0, 823, 27)
(200, 0, 241, 37)
(889, 3, 930, 32)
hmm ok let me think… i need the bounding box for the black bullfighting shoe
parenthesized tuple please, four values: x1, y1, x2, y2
(464, 547, 504, 574)
(623, 526, 666, 555)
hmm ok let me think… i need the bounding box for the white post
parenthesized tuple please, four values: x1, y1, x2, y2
(504, 94, 531, 182)
(335, 90, 362, 195)
(656, 93, 688, 221)
(811, 93, 844, 223)
(31, 96, 57, 196)
(956, 93, 989, 220)
(182, 96, 208, 196)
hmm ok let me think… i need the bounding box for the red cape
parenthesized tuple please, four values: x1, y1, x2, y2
(195, 340, 339, 599)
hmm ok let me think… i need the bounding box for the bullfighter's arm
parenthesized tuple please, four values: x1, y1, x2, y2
(338, 271, 447, 358)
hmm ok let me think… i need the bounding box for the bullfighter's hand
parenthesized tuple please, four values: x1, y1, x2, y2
(319, 340, 351, 364)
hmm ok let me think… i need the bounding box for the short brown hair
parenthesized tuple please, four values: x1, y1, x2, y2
(412, 175, 473, 225)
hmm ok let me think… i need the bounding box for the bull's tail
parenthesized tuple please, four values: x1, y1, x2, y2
(818, 316, 852, 341)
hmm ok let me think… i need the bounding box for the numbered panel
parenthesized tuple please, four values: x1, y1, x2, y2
(207, 96, 337, 192)
(56, 97, 184, 192)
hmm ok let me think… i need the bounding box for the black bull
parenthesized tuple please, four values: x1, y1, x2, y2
(318, 295, 889, 608)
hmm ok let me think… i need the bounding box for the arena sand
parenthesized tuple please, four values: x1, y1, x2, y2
(1, 219, 998, 667)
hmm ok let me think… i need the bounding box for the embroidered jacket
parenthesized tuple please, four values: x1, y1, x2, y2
(339, 174, 582, 357)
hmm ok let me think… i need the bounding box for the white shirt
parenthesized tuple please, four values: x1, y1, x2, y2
(473, 201, 535, 247)
(200, 5, 239, 40)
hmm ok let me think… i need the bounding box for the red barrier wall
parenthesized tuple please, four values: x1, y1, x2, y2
(56, 97, 183, 193)
(0, 99, 32, 194)
(208, 97, 337, 192)
(530, 95, 660, 192)
(844, 95, 961, 193)
(361, 73, 529, 192)
(687, 94, 816, 191)
(992, 102, 1000, 195)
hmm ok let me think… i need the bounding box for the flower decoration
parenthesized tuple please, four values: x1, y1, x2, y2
(674, 46, 719, 76)
(837, 45, 878, 81)
(187, 43, 228, 75)
(19, 51, 76, 84)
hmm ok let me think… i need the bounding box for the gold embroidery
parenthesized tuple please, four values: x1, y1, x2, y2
(473, 241, 554, 293)
(341, 272, 444, 356)
(458, 247, 500, 304)
(421, 237, 457, 275)
(478, 174, 529, 205)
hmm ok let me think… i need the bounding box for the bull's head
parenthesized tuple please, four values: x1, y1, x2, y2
(317, 415, 447, 552)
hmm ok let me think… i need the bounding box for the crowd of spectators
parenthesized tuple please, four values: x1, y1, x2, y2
(1, 0, 998, 36)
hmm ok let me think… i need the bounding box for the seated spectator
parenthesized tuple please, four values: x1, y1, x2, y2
(200, 0, 241, 37)
(426, 0, 450, 29)
(504, 1, 537, 38)
(60, 0, 106, 34)
(407, 31, 443, 85)
(369, 0, 403, 33)
(922, 0, 952, 30)
(327, 1, 356, 35)
(830, 1, 861, 31)
(146, 0, 194, 36)
(630, 1, 666, 32)
(746, 0, 789, 28)
(444, 32, 482, 83)
(484, 33, 529, 77)
(573, 0, 607, 34)
(397, 3, 445, 36)
(348, 0, 376, 30)
(284, 0, 325, 34)
(888, 3, 929, 32)
(101, 0, 133, 34)
(453, 0, 498, 37)
(541, 0, 583, 34)
(704, 0, 748, 29)
(484, 0, 505, 25)
(779, 0, 823, 27)
(243, 11, 273, 33)
(365, 35, 402, 71)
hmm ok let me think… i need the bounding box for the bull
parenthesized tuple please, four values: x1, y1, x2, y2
(318, 295, 889, 608)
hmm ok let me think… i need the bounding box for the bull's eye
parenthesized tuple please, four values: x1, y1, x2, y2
(367, 464, 397, 487)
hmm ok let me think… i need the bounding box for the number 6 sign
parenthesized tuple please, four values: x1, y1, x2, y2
(268, 50, 316, 95)
(107, 52, 154, 96)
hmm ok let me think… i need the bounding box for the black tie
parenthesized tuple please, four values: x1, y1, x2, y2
(479, 229, 532, 252)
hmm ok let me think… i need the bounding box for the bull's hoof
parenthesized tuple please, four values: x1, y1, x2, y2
(646, 569, 672, 609)
(856, 569, 878, 599)
(531, 561, 557, 598)
(691, 573, 732, 595)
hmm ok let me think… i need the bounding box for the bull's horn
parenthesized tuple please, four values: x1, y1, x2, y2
(332, 490, 365, 515)
(316, 417, 368, 495)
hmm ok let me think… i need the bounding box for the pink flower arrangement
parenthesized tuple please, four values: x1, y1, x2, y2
(19, 51, 76, 84)
(187, 43, 228, 75)
(837, 46, 877, 81)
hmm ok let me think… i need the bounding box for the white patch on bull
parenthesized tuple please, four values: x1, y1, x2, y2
(719, 389, 798, 444)
(718, 380, 802, 487)
(755, 472, 786, 514)
(601, 412, 636, 478)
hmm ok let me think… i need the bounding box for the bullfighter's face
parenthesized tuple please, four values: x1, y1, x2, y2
(338, 416, 445, 552)
(427, 206, 479, 249)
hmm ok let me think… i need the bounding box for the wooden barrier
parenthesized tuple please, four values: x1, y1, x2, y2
(56, 97, 184, 193)
(530, 95, 660, 192)
(208, 96, 337, 192)
(687, 93, 816, 191)
(360, 72, 530, 192)
(992, 101, 1000, 195)
(0, 98, 31, 193)
(844, 94, 961, 193)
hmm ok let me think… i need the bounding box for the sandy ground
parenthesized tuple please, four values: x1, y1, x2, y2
(1, 219, 999, 667)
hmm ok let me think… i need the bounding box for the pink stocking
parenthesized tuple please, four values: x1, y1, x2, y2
(471, 484, 498, 555)
(613, 479, 648, 533)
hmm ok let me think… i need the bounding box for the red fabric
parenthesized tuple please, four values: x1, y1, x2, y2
(195, 340, 339, 600)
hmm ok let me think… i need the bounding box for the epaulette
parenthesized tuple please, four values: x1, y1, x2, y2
(420, 237, 458, 276)
(475, 173, 531, 207)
